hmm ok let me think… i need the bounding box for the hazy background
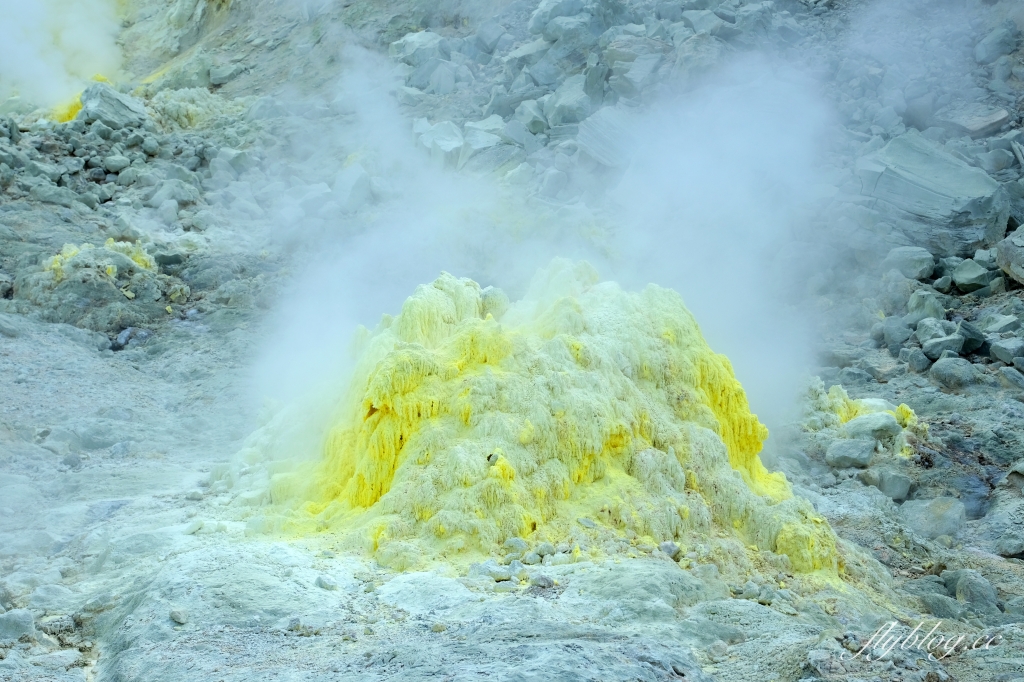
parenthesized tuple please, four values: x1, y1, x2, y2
(251, 45, 836, 445)
(0, 0, 121, 107)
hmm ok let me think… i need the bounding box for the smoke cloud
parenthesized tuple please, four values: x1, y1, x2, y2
(251, 47, 835, 450)
(607, 57, 834, 430)
(0, 0, 121, 107)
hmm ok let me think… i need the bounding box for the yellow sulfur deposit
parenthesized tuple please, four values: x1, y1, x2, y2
(103, 238, 156, 271)
(46, 244, 82, 282)
(52, 95, 83, 123)
(806, 381, 926, 455)
(268, 260, 838, 573)
(46, 239, 155, 282)
(50, 76, 111, 123)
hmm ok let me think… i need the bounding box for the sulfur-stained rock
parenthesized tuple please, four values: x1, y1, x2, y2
(77, 83, 148, 130)
(257, 260, 839, 574)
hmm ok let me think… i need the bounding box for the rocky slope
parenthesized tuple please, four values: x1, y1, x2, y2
(2, 0, 1024, 680)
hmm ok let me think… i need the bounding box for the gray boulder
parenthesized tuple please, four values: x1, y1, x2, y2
(476, 21, 507, 54)
(543, 14, 598, 46)
(856, 354, 906, 382)
(991, 337, 1024, 364)
(921, 593, 965, 619)
(900, 497, 965, 539)
(855, 131, 1009, 256)
(681, 10, 725, 35)
(973, 248, 998, 269)
(882, 317, 913, 348)
(876, 469, 912, 501)
(421, 122, 464, 167)
(996, 227, 1024, 286)
(332, 164, 371, 212)
(390, 32, 450, 66)
(996, 532, 1024, 558)
(514, 100, 548, 134)
(407, 58, 448, 90)
(210, 63, 243, 86)
(528, 0, 583, 34)
(977, 149, 1015, 173)
(457, 129, 502, 170)
(77, 83, 148, 130)
(957, 321, 986, 353)
(30, 182, 92, 210)
(999, 366, 1024, 390)
(610, 53, 664, 99)
(903, 289, 946, 326)
(942, 569, 1000, 615)
(995, 456, 1019, 489)
(975, 21, 1019, 65)
(0, 609, 35, 642)
(576, 106, 635, 168)
(915, 317, 954, 344)
(922, 334, 964, 360)
(824, 439, 875, 468)
(880, 246, 934, 280)
(671, 33, 729, 88)
(985, 314, 1020, 334)
(905, 347, 932, 373)
(543, 75, 592, 127)
(952, 258, 991, 292)
(932, 102, 1011, 139)
(103, 155, 130, 173)
(144, 179, 201, 209)
(929, 357, 982, 389)
(845, 412, 901, 443)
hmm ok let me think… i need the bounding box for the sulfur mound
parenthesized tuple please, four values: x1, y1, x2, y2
(9, 239, 186, 332)
(803, 379, 927, 456)
(265, 260, 838, 573)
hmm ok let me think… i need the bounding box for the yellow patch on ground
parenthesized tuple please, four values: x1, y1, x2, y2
(46, 239, 155, 283)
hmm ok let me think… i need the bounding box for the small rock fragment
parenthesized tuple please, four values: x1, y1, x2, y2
(881, 246, 934, 280)
(825, 439, 875, 468)
(530, 574, 554, 588)
(991, 338, 1024, 364)
(316, 575, 339, 591)
(952, 259, 991, 292)
(503, 537, 528, 553)
(845, 412, 901, 443)
(998, 366, 1024, 390)
(904, 348, 932, 373)
(929, 357, 983, 389)
(658, 541, 681, 560)
(900, 497, 965, 539)
(0, 609, 35, 641)
(922, 334, 964, 360)
(876, 469, 912, 501)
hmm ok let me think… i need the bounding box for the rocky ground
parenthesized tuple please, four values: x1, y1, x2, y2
(3, 0, 1024, 680)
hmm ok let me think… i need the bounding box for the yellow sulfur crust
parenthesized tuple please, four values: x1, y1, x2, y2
(269, 260, 839, 573)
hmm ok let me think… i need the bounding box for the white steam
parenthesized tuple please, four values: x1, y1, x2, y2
(0, 0, 121, 107)
(253, 47, 834, 440)
(608, 57, 833, 429)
